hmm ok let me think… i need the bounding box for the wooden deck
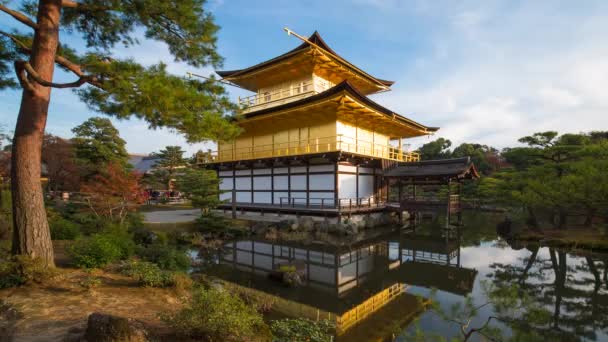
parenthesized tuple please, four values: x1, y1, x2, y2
(218, 201, 387, 217)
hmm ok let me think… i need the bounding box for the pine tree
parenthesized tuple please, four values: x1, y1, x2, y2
(0, 0, 241, 266)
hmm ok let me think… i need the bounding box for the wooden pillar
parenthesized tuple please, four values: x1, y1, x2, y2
(334, 162, 339, 209)
(287, 164, 291, 205)
(271, 164, 275, 205)
(446, 179, 452, 229)
(250, 167, 254, 204)
(231, 166, 237, 219)
(355, 164, 359, 204)
(306, 161, 310, 207)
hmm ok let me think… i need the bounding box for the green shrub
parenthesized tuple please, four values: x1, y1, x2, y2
(121, 260, 175, 287)
(100, 225, 136, 258)
(0, 256, 57, 289)
(270, 318, 335, 342)
(49, 218, 80, 240)
(69, 212, 111, 235)
(161, 287, 268, 341)
(69, 234, 124, 269)
(136, 244, 191, 271)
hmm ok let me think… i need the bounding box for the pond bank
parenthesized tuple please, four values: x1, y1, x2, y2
(512, 228, 608, 252)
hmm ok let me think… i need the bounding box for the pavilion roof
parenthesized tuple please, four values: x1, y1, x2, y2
(238, 80, 439, 137)
(217, 31, 394, 93)
(383, 157, 480, 181)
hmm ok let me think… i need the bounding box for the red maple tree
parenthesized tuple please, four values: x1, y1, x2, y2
(80, 163, 144, 224)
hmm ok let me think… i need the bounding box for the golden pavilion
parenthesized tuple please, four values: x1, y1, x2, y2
(204, 30, 443, 217)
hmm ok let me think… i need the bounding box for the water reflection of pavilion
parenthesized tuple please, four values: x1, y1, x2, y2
(209, 231, 477, 338)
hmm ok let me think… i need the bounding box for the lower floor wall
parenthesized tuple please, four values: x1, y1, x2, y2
(217, 162, 384, 207)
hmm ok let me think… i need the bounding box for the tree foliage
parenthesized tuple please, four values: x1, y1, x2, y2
(42, 134, 80, 191)
(480, 131, 608, 227)
(71, 117, 129, 172)
(80, 162, 144, 224)
(175, 168, 222, 211)
(0, 0, 241, 265)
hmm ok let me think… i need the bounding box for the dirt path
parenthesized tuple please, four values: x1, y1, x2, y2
(0, 269, 183, 341)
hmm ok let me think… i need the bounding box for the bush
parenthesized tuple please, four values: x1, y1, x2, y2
(69, 234, 124, 269)
(161, 287, 268, 341)
(0, 255, 57, 289)
(195, 212, 246, 239)
(270, 318, 335, 342)
(101, 225, 136, 259)
(49, 218, 80, 240)
(121, 260, 176, 287)
(136, 244, 191, 271)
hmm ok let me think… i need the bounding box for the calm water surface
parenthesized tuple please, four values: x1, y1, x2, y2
(198, 212, 608, 341)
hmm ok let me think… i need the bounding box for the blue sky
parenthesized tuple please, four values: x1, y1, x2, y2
(1, 0, 607, 155)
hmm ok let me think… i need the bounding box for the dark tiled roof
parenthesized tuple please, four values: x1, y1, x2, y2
(217, 31, 394, 87)
(383, 157, 480, 180)
(128, 155, 160, 174)
(242, 80, 439, 133)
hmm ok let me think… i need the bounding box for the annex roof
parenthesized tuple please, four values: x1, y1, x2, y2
(383, 157, 480, 181)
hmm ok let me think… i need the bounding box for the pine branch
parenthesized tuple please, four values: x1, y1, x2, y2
(20, 60, 90, 88)
(0, 5, 37, 29)
(13, 61, 36, 93)
(61, 0, 80, 8)
(1, 31, 104, 89)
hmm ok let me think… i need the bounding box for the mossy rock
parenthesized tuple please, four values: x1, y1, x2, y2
(84, 312, 151, 342)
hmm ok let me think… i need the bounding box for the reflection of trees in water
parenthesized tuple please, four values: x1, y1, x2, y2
(488, 246, 608, 341)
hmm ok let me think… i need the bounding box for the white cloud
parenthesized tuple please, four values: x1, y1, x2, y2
(370, 1, 608, 149)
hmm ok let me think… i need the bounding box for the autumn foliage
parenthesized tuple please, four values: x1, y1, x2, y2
(80, 163, 144, 223)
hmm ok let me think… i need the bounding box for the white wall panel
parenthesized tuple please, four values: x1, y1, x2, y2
(273, 167, 288, 174)
(219, 177, 233, 190)
(253, 176, 271, 190)
(273, 192, 289, 204)
(235, 169, 251, 176)
(291, 192, 307, 204)
(236, 191, 251, 203)
(359, 167, 374, 174)
(219, 192, 231, 202)
(359, 175, 374, 198)
(291, 166, 306, 173)
(253, 192, 272, 204)
(310, 174, 334, 190)
(338, 164, 356, 173)
(290, 175, 306, 190)
(309, 192, 334, 206)
(338, 174, 357, 198)
(219, 171, 233, 177)
(309, 164, 334, 172)
(253, 168, 272, 175)
(273, 176, 288, 190)
(235, 177, 251, 190)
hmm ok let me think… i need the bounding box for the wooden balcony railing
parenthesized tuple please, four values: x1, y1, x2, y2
(197, 135, 420, 164)
(238, 81, 316, 113)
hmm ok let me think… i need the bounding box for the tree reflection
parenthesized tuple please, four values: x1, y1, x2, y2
(488, 246, 608, 341)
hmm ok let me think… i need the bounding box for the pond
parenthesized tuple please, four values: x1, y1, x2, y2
(197, 211, 608, 341)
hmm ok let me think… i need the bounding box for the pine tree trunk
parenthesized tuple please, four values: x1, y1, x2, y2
(11, 0, 62, 267)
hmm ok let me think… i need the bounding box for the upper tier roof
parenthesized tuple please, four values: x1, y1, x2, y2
(216, 31, 394, 94)
(238, 80, 439, 138)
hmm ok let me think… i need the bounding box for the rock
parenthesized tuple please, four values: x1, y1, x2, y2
(83, 312, 151, 342)
(298, 217, 315, 231)
(283, 271, 304, 287)
(275, 219, 294, 231)
(0, 300, 22, 342)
